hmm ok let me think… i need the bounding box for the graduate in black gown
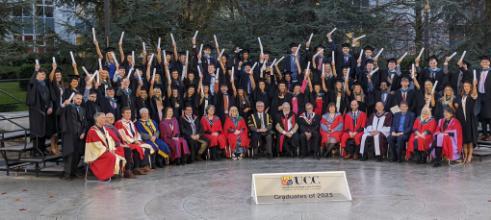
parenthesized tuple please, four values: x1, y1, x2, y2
(27, 68, 53, 155)
(456, 80, 479, 164)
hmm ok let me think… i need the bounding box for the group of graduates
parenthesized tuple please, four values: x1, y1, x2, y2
(26, 30, 491, 180)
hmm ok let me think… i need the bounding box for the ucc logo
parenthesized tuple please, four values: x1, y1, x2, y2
(280, 176, 321, 186)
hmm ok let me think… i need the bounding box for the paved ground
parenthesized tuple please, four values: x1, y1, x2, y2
(0, 158, 490, 220)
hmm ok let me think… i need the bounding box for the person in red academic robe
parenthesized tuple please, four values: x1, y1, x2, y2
(320, 103, 344, 157)
(275, 102, 300, 157)
(406, 107, 437, 163)
(159, 107, 190, 165)
(432, 107, 463, 167)
(105, 112, 146, 176)
(341, 100, 367, 160)
(223, 106, 250, 160)
(114, 107, 155, 173)
(200, 105, 227, 160)
(84, 112, 127, 181)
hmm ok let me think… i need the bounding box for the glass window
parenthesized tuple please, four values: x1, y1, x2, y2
(45, 6, 53, 17)
(36, 6, 44, 16)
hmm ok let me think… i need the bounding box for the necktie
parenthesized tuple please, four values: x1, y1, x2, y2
(402, 92, 407, 101)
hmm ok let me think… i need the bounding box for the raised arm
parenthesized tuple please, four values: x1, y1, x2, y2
(72, 63, 79, 76)
(248, 70, 256, 91)
(149, 75, 155, 97)
(49, 62, 57, 81)
(118, 41, 125, 64)
(94, 38, 104, 60)
(344, 77, 351, 96)
(321, 74, 328, 92)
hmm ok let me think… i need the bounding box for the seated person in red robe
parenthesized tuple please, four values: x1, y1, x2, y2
(115, 107, 155, 173)
(275, 102, 300, 157)
(105, 112, 148, 176)
(200, 105, 227, 160)
(341, 100, 367, 160)
(84, 112, 127, 181)
(223, 106, 250, 160)
(406, 107, 436, 163)
(320, 103, 344, 157)
(432, 107, 463, 167)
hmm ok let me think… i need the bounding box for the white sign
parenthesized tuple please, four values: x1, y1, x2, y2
(251, 171, 352, 204)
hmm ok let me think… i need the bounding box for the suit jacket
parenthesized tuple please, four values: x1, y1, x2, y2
(215, 93, 236, 118)
(371, 90, 393, 111)
(392, 88, 417, 113)
(390, 112, 415, 139)
(180, 115, 203, 138)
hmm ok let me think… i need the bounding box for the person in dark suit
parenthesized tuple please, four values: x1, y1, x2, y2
(248, 101, 274, 158)
(215, 83, 235, 119)
(392, 76, 417, 113)
(372, 80, 393, 111)
(389, 102, 415, 162)
(297, 103, 321, 159)
(180, 105, 208, 162)
(60, 93, 87, 179)
(116, 78, 136, 119)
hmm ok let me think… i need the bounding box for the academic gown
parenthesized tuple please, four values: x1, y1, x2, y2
(320, 113, 344, 144)
(159, 118, 190, 160)
(455, 95, 478, 145)
(200, 116, 227, 149)
(297, 112, 321, 154)
(84, 125, 126, 181)
(149, 97, 165, 124)
(406, 117, 437, 159)
(327, 90, 348, 114)
(83, 100, 101, 129)
(223, 116, 250, 157)
(418, 67, 448, 93)
(360, 112, 392, 157)
(198, 94, 217, 116)
(136, 119, 170, 159)
(433, 118, 463, 161)
(26, 78, 52, 137)
(340, 111, 367, 149)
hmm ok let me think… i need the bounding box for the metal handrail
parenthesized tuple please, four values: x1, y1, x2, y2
(0, 114, 29, 131)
